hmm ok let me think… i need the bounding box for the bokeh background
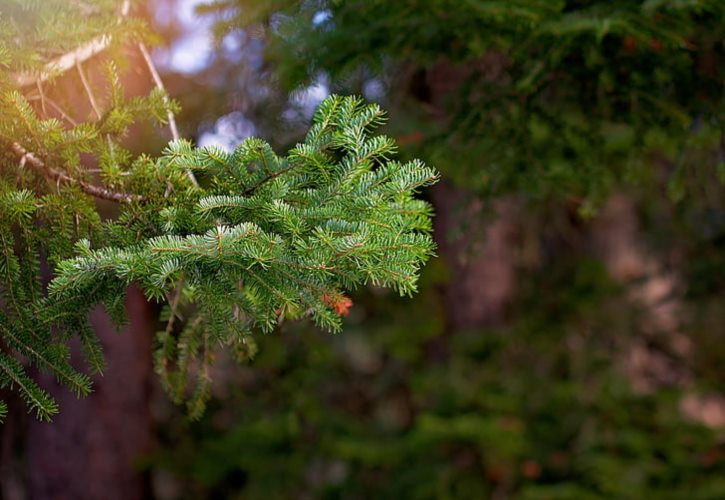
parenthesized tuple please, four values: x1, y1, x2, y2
(2, 1, 725, 499)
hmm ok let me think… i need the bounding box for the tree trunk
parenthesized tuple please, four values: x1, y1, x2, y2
(421, 58, 519, 331)
(591, 195, 698, 391)
(23, 286, 155, 500)
(432, 180, 517, 329)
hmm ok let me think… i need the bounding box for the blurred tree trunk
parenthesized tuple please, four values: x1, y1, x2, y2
(14, 51, 160, 500)
(592, 195, 725, 427)
(422, 59, 518, 330)
(432, 181, 517, 329)
(591, 194, 692, 391)
(23, 286, 155, 500)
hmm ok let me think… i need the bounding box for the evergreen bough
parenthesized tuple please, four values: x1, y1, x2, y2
(0, 1, 438, 420)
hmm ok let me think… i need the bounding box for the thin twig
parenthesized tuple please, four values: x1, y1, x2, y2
(158, 278, 185, 382)
(36, 81, 47, 116)
(137, 43, 179, 142)
(13, 36, 115, 87)
(10, 142, 140, 203)
(243, 164, 295, 195)
(164, 280, 185, 338)
(26, 95, 78, 126)
(76, 61, 103, 120)
(46, 98, 78, 126)
(137, 42, 199, 187)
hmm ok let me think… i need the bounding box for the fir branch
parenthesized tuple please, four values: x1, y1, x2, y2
(11, 0, 132, 87)
(242, 164, 296, 195)
(4, 78, 438, 418)
(0, 352, 58, 421)
(9, 142, 140, 203)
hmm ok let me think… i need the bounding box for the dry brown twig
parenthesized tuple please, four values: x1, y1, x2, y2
(8, 0, 198, 200)
(10, 142, 140, 203)
(75, 61, 103, 120)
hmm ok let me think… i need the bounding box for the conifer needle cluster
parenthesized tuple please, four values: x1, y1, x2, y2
(0, 1, 438, 420)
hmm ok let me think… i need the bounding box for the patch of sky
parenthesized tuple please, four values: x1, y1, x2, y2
(312, 9, 331, 26)
(286, 75, 330, 121)
(198, 112, 257, 151)
(363, 78, 386, 102)
(153, 0, 215, 74)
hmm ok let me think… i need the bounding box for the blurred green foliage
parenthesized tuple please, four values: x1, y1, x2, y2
(150, 0, 725, 497)
(153, 257, 725, 499)
(205, 0, 724, 210)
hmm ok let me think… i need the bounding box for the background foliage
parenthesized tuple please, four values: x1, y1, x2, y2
(154, 265, 725, 499)
(0, 0, 724, 498)
(146, 0, 725, 498)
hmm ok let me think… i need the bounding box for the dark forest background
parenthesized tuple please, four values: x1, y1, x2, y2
(2, 1, 725, 499)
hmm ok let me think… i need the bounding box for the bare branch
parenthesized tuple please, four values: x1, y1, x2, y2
(26, 95, 78, 126)
(9, 142, 140, 203)
(137, 43, 179, 142)
(76, 61, 103, 120)
(138, 42, 199, 187)
(12, 0, 131, 88)
(45, 98, 79, 127)
(36, 81, 47, 116)
(13, 35, 114, 88)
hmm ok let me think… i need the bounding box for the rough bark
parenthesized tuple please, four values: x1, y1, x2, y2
(432, 180, 517, 329)
(1, 40, 165, 500)
(422, 57, 519, 330)
(24, 286, 155, 500)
